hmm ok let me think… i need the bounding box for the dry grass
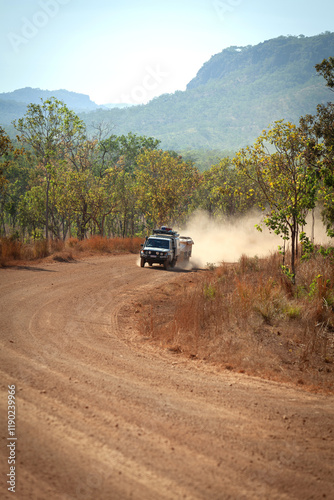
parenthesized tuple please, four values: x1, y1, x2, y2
(73, 236, 143, 254)
(0, 235, 143, 266)
(138, 252, 334, 392)
(0, 238, 22, 266)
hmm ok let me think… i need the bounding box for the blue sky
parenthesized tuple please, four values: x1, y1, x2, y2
(1, 0, 333, 104)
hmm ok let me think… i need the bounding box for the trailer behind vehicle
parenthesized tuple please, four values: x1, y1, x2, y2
(140, 227, 194, 270)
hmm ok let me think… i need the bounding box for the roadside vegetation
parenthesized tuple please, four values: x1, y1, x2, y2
(1, 34, 334, 152)
(138, 249, 334, 392)
(1, 58, 334, 389)
(0, 235, 142, 267)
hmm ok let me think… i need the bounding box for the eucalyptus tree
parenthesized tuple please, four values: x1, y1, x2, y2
(135, 149, 200, 229)
(14, 98, 86, 239)
(0, 127, 13, 234)
(234, 120, 319, 281)
(300, 57, 334, 237)
(98, 132, 160, 176)
(196, 157, 260, 218)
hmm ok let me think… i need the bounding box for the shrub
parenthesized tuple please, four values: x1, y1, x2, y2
(33, 240, 49, 259)
(69, 236, 144, 254)
(0, 238, 22, 265)
(67, 237, 79, 248)
(137, 251, 334, 391)
(50, 239, 65, 253)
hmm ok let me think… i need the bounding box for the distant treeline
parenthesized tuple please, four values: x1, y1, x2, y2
(0, 57, 333, 279)
(1, 33, 334, 151)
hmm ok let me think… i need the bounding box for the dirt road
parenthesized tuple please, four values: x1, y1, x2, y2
(1, 254, 333, 500)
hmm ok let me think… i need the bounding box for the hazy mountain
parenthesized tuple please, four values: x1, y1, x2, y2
(0, 87, 100, 112)
(186, 33, 332, 90)
(0, 87, 103, 137)
(80, 32, 334, 150)
(1, 32, 333, 151)
(103, 103, 134, 109)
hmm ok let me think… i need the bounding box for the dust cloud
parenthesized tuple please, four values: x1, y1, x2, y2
(177, 211, 330, 268)
(177, 212, 281, 267)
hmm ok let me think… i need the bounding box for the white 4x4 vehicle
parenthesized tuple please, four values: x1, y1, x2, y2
(140, 227, 180, 270)
(140, 227, 194, 270)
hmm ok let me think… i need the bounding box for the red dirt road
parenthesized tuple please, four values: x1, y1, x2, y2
(0, 254, 333, 500)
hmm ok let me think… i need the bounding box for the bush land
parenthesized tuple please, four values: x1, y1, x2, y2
(138, 251, 334, 392)
(0, 236, 143, 266)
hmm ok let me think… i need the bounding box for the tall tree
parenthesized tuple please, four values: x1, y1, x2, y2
(96, 133, 161, 235)
(0, 127, 12, 186)
(300, 57, 334, 236)
(14, 98, 86, 239)
(18, 186, 46, 239)
(135, 149, 200, 229)
(0, 128, 13, 234)
(196, 157, 259, 218)
(234, 120, 319, 280)
(98, 132, 160, 176)
(315, 57, 334, 91)
(0, 128, 25, 235)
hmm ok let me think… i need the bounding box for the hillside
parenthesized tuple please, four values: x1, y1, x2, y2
(0, 87, 100, 112)
(187, 33, 332, 89)
(0, 88, 102, 137)
(80, 32, 334, 150)
(1, 32, 333, 151)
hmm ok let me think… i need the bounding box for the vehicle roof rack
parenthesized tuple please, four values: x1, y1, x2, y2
(153, 227, 179, 237)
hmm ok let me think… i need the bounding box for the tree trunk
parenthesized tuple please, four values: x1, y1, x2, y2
(78, 202, 88, 240)
(1, 216, 6, 237)
(290, 217, 297, 284)
(45, 175, 50, 240)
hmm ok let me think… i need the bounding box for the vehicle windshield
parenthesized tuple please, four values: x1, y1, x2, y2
(146, 238, 170, 249)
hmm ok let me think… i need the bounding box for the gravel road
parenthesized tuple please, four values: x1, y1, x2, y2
(0, 254, 333, 499)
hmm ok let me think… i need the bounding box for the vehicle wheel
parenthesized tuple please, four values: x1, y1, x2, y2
(171, 258, 176, 268)
(140, 258, 145, 267)
(163, 259, 169, 270)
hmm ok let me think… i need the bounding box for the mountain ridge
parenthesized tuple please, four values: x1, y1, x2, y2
(0, 87, 100, 111)
(186, 33, 332, 89)
(1, 32, 333, 151)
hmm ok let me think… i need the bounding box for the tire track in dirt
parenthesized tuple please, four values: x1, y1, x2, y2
(1, 254, 334, 500)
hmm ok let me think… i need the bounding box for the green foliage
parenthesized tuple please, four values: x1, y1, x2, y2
(135, 149, 200, 229)
(203, 283, 216, 300)
(18, 185, 46, 237)
(299, 56, 334, 238)
(14, 98, 86, 164)
(300, 232, 315, 260)
(178, 149, 234, 172)
(315, 56, 334, 89)
(2, 34, 333, 152)
(284, 304, 301, 319)
(281, 265, 295, 283)
(318, 246, 334, 258)
(307, 273, 333, 306)
(97, 132, 160, 175)
(234, 120, 319, 279)
(0, 127, 13, 233)
(13, 98, 87, 239)
(81, 33, 334, 151)
(195, 157, 259, 217)
(2, 44, 334, 251)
